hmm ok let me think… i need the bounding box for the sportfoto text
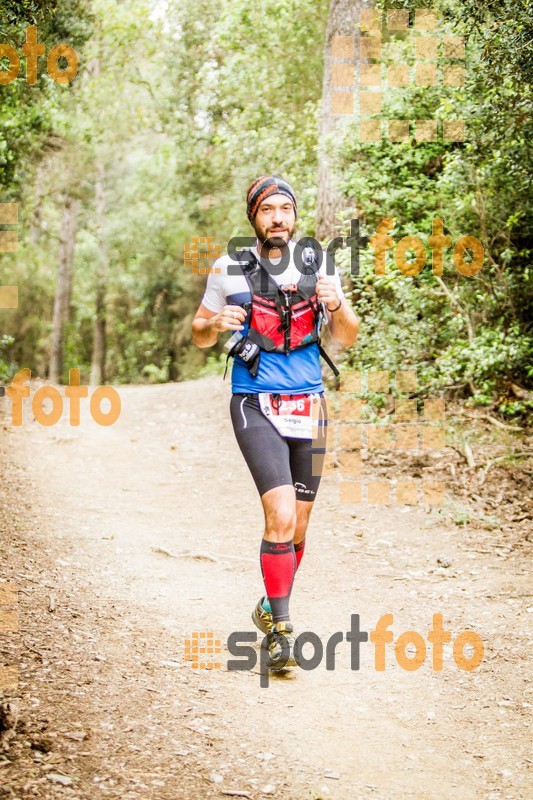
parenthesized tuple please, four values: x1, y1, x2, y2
(226, 613, 484, 688)
(5, 368, 121, 427)
(226, 217, 484, 279)
(0, 26, 78, 86)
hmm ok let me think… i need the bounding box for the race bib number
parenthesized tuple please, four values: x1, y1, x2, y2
(258, 393, 323, 439)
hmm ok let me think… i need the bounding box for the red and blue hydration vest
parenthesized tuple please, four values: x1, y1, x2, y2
(225, 250, 338, 393)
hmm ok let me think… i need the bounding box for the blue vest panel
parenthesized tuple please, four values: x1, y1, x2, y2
(231, 344, 324, 394)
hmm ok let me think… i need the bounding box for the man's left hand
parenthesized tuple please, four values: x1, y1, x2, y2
(316, 276, 341, 312)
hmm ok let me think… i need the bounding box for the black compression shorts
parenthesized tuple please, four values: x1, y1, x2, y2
(229, 393, 328, 501)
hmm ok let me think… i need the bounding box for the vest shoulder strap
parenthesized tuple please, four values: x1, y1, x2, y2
(234, 249, 257, 270)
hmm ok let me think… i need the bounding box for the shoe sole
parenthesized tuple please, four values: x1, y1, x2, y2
(269, 654, 298, 670)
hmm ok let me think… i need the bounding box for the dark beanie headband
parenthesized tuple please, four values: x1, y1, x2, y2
(246, 175, 297, 221)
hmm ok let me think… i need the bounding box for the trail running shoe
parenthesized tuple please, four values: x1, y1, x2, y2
(267, 621, 298, 669)
(252, 596, 274, 635)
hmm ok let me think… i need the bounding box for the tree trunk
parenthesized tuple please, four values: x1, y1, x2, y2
(30, 164, 46, 246)
(49, 195, 80, 383)
(90, 158, 108, 386)
(316, 0, 369, 240)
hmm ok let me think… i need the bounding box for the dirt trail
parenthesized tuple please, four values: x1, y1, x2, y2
(0, 376, 531, 800)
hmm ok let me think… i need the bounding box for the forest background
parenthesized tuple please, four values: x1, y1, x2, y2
(0, 0, 531, 417)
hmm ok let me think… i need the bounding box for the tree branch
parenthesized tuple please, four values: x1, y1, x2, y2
(433, 276, 474, 343)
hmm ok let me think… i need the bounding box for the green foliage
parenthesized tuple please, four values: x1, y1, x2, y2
(0, 333, 15, 380)
(335, 0, 532, 405)
(0, 1, 59, 31)
(446, 500, 501, 529)
(167, 0, 327, 227)
(65, 0, 328, 382)
(0, 0, 93, 190)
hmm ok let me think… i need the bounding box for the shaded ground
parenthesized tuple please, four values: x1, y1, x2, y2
(0, 376, 531, 799)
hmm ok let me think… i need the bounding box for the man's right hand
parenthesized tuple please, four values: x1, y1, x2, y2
(192, 303, 247, 348)
(213, 305, 247, 332)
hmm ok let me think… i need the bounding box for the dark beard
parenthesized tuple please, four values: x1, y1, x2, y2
(255, 225, 295, 251)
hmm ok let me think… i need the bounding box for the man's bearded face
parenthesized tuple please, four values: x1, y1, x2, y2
(252, 194, 296, 250)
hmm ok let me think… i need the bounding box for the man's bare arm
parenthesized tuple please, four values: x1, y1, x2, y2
(326, 299, 359, 348)
(191, 303, 247, 348)
(315, 277, 359, 348)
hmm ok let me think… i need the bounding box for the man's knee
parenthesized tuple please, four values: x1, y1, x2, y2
(263, 489, 297, 538)
(265, 498, 297, 541)
(267, 507, 296, 537)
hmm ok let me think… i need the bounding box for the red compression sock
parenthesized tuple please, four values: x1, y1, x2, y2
(294, 538, 306, 570)
(260, 539, 296, 624)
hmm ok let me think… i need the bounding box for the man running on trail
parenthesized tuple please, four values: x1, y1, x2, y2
(191, 175, 359, 669)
